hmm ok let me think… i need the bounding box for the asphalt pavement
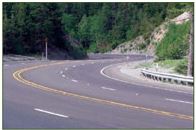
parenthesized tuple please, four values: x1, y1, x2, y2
(3, 54, 193, 128)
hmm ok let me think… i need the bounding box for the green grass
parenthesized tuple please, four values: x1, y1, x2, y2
(136, 62, 153, 68)
(156, 59, 188, 75)
(156, 59, 185, 68)
(174, 58, 188, 75)
(137, 58, 188, 75)
(156, 21, 190, 60)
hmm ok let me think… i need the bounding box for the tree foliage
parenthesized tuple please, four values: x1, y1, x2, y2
(156, 22, 190, 60)
(3, 2, 193, 57)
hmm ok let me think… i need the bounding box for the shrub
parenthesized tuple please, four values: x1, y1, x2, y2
(69, 46, 87, 59)
(175, 59, 188, 75)
(156, 21, 190, 60)
(138, 43, 147, 50)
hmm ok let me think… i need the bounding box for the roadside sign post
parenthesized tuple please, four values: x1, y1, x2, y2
(145, 54, 147, 63)
(156, 63, 159, 72)
(42, 52, 44, 60)
(126, 56, 130, 67)
(45, 38, 48, 60)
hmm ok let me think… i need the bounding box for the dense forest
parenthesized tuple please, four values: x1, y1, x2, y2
(3, 2, 192, 59)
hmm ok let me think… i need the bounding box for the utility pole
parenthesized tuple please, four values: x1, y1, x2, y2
(187, 13, 193, 76)
(45, 37, 48, 60)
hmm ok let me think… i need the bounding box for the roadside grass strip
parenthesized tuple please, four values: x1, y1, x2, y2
(13, 61, 193, 121)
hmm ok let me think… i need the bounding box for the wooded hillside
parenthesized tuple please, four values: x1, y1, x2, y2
(3, 3, 192, 58)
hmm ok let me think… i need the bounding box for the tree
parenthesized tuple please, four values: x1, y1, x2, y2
(187, 12, 193, 76)
(3, 3, 193, 59)
(78, 15, 91, 48)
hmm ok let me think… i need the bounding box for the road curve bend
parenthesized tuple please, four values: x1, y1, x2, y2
(3, 54, 193, 128)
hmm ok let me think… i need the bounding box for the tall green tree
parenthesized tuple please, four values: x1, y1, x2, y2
(3, 2, 193, 59)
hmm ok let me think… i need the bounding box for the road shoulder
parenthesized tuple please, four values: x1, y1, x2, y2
(101, 60, 193, 94)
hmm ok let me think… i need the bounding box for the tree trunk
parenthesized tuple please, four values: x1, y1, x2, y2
(187, 13, 194, 76)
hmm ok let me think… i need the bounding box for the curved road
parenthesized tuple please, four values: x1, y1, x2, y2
(3, 54, 193, 128)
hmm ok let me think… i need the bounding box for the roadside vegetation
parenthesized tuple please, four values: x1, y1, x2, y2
(154, 21, 191, 75)
(3, 3, 193, 75)
(157, 59, 188, 75)
(3, 3, 191, 58)
(156, 22, 190, 61)
(137, 59, 188, 75)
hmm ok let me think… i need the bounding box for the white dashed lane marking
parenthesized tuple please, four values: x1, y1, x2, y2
(101, 86, 116, 91)
(71, 79, 78, 83)
(165, 98, 193, 105)
(34, 108, 69, 118)
(100, 63, 193, 95)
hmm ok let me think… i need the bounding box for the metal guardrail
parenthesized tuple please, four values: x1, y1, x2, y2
(141, 69, 193, 86)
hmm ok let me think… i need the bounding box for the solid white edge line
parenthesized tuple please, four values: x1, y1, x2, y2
(165, 98, 193, 105)
(101, 86, 116, 91)
(100, 62, 193, 95)
(34, 108, 69, 118)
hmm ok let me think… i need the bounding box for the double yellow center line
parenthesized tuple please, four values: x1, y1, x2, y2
(13, 61, 193, 121)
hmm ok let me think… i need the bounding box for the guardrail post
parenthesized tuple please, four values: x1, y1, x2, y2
(141, 69, 193, 86)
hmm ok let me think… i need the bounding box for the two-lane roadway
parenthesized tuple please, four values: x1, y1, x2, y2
(3, 54, 193, 128)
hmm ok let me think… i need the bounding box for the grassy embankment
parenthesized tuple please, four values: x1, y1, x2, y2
(138, 21, 190, 75)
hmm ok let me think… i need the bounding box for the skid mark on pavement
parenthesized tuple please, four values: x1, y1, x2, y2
(13, 61, 193, 121)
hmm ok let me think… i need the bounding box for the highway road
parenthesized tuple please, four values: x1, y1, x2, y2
(3, 54, 193, 128)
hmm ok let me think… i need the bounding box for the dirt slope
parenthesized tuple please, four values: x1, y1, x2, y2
(111, 12, 191, 56)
